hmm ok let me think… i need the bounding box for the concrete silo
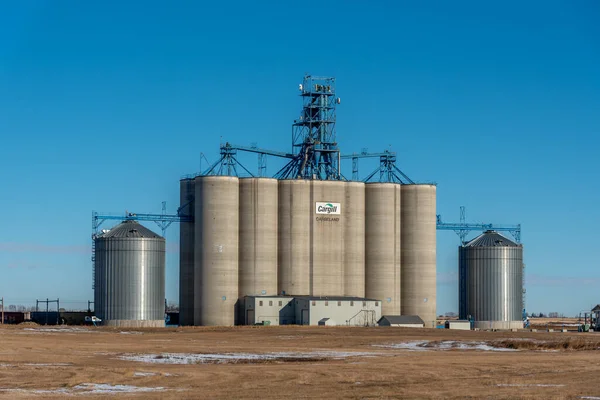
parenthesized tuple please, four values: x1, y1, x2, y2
(238, 178, 278, 299)
(278, 179, 311, 296)
(401, 184, 437, 327)
(310, 180, 346, 297)
(278, 179, 356, 297)
(194, 175, 239, 326)
(343, 181, 366, 298)
(459, 231, 523, 330)
(365, 183, 401, 315)
(94, 220, 165, 327)
(179, 178, 195, 326)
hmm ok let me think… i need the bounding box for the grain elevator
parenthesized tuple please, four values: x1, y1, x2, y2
(179, 76, 438, 327)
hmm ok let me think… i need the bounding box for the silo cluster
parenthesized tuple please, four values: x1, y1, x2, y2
(180, 176, 437, 327)
(94, 220, 166, 327)
(459, 230, 523, 330)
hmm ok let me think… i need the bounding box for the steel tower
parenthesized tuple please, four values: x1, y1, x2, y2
(276, 75, 341, 180)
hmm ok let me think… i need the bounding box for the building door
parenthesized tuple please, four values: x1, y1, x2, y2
(301, 309, 309, 325)
(246, 309, 255, 325)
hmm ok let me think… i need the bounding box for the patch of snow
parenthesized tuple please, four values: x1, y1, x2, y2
(24, 363, 72, 367)
(0, 383, 168, 395)
(374, 340, 518, 352)
(119, 351, 380, 365)
(119, 331, 143, 335)
(460, 343, 518, 352)
(134, 371, 177, 377)
(373, 341, 430, 351)
(22, 327, 95, 334)
(497, 383, 566, 387)
(133, 371, 157, 377)
(0, 364, 13, 368)
(72, 383, 166, 393)
(580, 397, 600, 399)
(0, 388, 71, 395)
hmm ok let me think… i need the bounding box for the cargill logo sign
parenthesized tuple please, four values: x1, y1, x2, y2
(315, 202, 341, 215)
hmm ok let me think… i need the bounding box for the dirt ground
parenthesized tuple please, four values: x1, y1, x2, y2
(1, 325, 600, 399)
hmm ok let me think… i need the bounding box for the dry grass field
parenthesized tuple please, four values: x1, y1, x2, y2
(1, 325, 600, 399)
(528, 317, 582, 330)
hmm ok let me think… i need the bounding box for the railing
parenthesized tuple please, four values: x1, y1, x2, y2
(347, 310, 376, 327)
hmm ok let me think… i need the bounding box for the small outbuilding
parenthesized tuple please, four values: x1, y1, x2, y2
(378, 315, 425, 328)
(445, 320, 472, 330)
(318, 318, 336, 326)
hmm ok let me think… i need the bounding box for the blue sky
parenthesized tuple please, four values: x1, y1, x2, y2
(1, 1, 598, 315)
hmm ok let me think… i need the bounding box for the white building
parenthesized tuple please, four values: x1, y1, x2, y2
(445, 320, 472, 330)
(242, 296, 295, 325)
(243, 296, 381, 326)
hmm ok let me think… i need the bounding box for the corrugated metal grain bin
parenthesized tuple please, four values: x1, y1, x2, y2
(459, 231, 523, 330)
(94, 220, 165, 328)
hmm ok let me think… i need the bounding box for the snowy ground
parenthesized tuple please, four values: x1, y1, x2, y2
(2, 325, 598, 398)
(24, 363, 73, 367)
(118, 350, 381, 365)
(0, 363, 72, 368)
(21, 327, 97, 334)
(373, 340, 519, 352)
(133, 371, 176, 377)
(19, 327, 145, 335)
(0, 383, 168, 395)
(133, 371, 157, 377)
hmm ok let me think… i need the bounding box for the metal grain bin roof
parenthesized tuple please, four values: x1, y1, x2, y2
(464, 230, 518, 247)
(99, 220, 163, 239)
